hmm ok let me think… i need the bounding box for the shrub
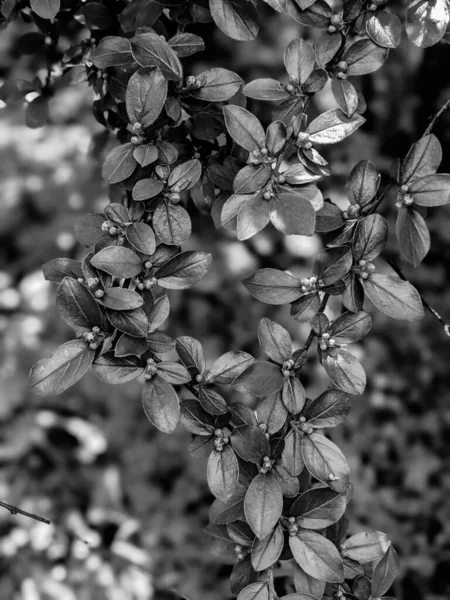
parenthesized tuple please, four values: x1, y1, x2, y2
(1, 0, 450, 598)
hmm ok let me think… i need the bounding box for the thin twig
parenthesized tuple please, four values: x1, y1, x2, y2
(0, 500, 51, 525)
(423, 98, 450, 137)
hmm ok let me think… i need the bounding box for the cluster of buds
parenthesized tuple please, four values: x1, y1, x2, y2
(288, 516, 299, 536)
(342, 203, 360, 220)
(356, 259, 376, 280)
(185, 75, 203, 91)
(234, 545, 245, 561)
(281, 358, 295, 377)
(328, 473, 339, 482)
(328, 13, 344, 33)
(214, 429, 230, 452)
(259, 455, 273, 474)
(300, 276, 318, 294)
(102, 220, 122, 238)
(297, 415, 314, 435)
(275, 173, 286, 185)
(144, 358, 158, 380)
(131, 122, 145, 145)
(335, 61, 348, 80)
(195, 372, 214, 384)
(286, 77, 301, 95)
(318, 332, 337, 351)
(258, 422, 268, 433)
(262, 183, 275, 201)
(296, 132, 312, 150)
(164, 183, 182, 205)
(248, 147, 276, 167)
(137, 275, 157, 291)
(82, 326, 104, 350)
(395, 184, 414, 208)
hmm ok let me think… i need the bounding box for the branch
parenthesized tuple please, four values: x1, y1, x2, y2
(0, 500, 51, 525)
(423, 98, 450, 137)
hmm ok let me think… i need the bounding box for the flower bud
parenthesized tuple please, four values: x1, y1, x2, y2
(133, 123, 142, 132)
(109, 227, 118, 236)
(186, 75, 197, 88)
(94, 289, 104, 298)
(286, 84, 295, 93)
(101, 221, 110, 232)
(196, 374, 204, 383)
(328, 25, 337, 33)
(337, 61, 348, 72)
(92, 326, 101, 334)
(144, 261, 152, 269)
(131, 136, 140, 145)
(336, 72, 347, 80)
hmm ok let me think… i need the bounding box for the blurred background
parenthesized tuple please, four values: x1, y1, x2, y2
(1, 3, 450, 599)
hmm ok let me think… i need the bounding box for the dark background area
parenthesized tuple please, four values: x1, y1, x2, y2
(1, 4, 450, 599)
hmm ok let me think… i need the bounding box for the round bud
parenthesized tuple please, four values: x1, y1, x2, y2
(282, 369, 291, 377)
(101, 221, 110, 232)
(301, 285, 307, 293)
(358, 259, 366, 267)
(336, 72, 347, 80)
(94, 289, 104, 298)
(109, 227, 118, 236)
(369, 3, 377, 10)
(196, 374, 204, 383)
(186, 75, 196, 88)
(286, 84, 295, 93)
(403, 194, 414, 206)
(260, 148, 268, 156)
(214, 440, 223, 452)
(77, 278, 85, 284)
(289, 516, 296, 524)
(263, 456, 270, 463)
(361, 272, 369, 279)
(169, 192, 181, 203)
(367, 263, 376, 273)
(400, 184, 409, 194)
(322, 332, 330, 340)
(237, 553, 244, 561)
(137, 282, 145, 290)
(337, 61, 348, 72)
(89, 342, 99, 350)
(277, 175, 286, 184)
(330, 14, 342, 26)
(223, 437, 229, 444)
(144, 372, 153, 381)
(305, 142, 312, 150)
(328, 338, 336, 347)
(215, 429, 223, 438)
(342, 211, 349, 219)
(92, 326, 101, 334)
(328, 25, 337, 33)
(263, 190, 272, 201)
(395, 201, 402, 208)
(84, 332, 95, 343)
(144, 279, 153, 289)
(133, 123, 142, 132)
(147, 358, 155, 365)
(144, 261, 152, 269)
(234, 545, 242, 554)
(299, 416, 306, 423)
(131, 136, 140, 145)
(259, 423, 267, 432)
(319, 341, 328, 351)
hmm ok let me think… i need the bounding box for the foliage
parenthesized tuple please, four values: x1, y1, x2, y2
(1, 0, 450, 598)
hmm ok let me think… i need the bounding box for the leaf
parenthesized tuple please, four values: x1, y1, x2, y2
(209, 0, 259, 41)
(237, 195, 271, 240)
(371, 546, 400, 597)
(193, 68, 243, 101)
(232, 361, 285, 396)
(30, 0, 59, 20)
(74, 214, 105, 246)
(307, 109, 365, 145)
(314, 246, 353, 286)
(282, 377, 306, 414)
(231, 425, 270, 463)
(409, 173, 450, 206)
(132, 178, 165, 201)
(156, 251, 212, 289)
(207, 445, 239, 501)
(286, 0, 333, 28)
(169, 32, 205, 57)
(244, 473, 283, 539)
(301, 433, 350, 493)
(304, 389, 350, 428)
(175, 336, 205, 374)
(331, 78, 359, 118)
(42, 258, 83, 283)
(344, 39, 389, 75)
(258, 318, 292, 364)
(106, 307, 148, 338)
(92, 36, 135, 68)
(147, 294, 170, 332)
(234, 165, 271, 194)
(284, 39, 315, 85)
(93, 353, 144, 383)
(30, 339, 94, 396)
(282, 426, 304, 476)
(99, 288, 144, 311)
(366, 11, 402, 48)
(228, 521, 254, 546)
(56, 277, 102, 331)
(282, 164, 321, 185)
(142, 375, 180, 433)
(243, 78, 290, 101)
(257, 394, 288, 434)
(329, 311, 371, 344)
(362, 273, 424, 320)
(251, 523, 284, 571)
(126, 67, 167, 128)
(153, 201, 192, 246)
(315, 201, 345, 232)
(102, 143, 136, 184)
(91, 246, 142, 278)
(269, 191, 316, 236)
(322, 348, 366, 395)
(197, 386, 228, 415)
(315, 31, 341, 67)
(26, 95, 49, 128)
(406, 0, 449, 47)
(289, 530, 344, 583)
(237, 582, 269, 600)
(180, 399, 215, 435)
(223, 105, 266, 152)
(341, 531, 390, 563)
(293, 564, 326, 598)
(126, 222, 156, 255)
(131, 33, 183, 81)
(242, 268, 302, 305)
(396, 206, 430, 267)
(291, 293, 321, 323)
(133, 144, 158, 168)
(155, 361, 190, 385)
(114, 334, 147, 358)
(347, 160, 380, 208)
(401, 134, 442, 184)
(353, 214, 388, 262)
(210, 492, 246, 524)
(209, 351, 255, 384)
(290, 487, 346, 529)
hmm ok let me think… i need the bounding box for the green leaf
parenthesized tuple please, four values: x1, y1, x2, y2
(210, 492, 246, 524)
(237, 582, 269, 600)
(133, 144, 158, 168)
(409, 173, 450, 206)
(304, 389, 350, 428)
(284, 39, 315, 85)
(237, 195, 270, 240)
(282, 426, 304, 476)
(126, 222, 156, 255)
(180, 399, 215, 435)
(344, 39, 389, 76)
(223, 105, 266, 152)
(322, 348, 366, 395)
(293, 564, 326, 598)
(329, 311, 372, 344)
(42, 258, 83, 283)
(314, 246, 353, 286)
(307, 109, 365, 145)
(192, 68, 243, 101)
(209, 351, 255, 384)
(400, 134, 442, 184)
(56, 277, 102, 331)
(301, 433, 350, 493)
(286, 0, 333, 28)
(331, 78, 359, 118)
(74, 214, 105, 246)
(106, 307, 148, 338)
(290, 487, 346, 529)
(175, 336, 205, 374)
(371, 546, 400, 597)
(353, 214, 388, 261)
(92, 36, 135, 69)
(26, 95, 49, 128)
(366, 11, 402, 48)
(396, 206, 430, 267)
(362, 272, 424, 320)
(102, 143, 136, 184)
(30, 339, 94, 396)
(126, 67, 167, 128)
(244, 473, 283, 539)
(257, 394, 288, 434)
(142, 375, 180, 433)
(131, 33, 183, 81)
(30, 0, 59, 20)
(209, 0, 259, 41)
(132, 177, 165, 201)
(406, 0, 449, 47)
(91, 246, 142, 278)
(232, 361, 285, 396)
(243, 268, 302, 305)
(234, 165, 271, 194)
(99, 288, 144, 311)
(207, 445, 239, 501)
(269, 190, 316, 236)
(156, 251, 212, 289)
(251, 522, 284, 571)
(114, 334, 147, 358)
(341, 531, 390, 563)
(289, 530, 344, 583)
(315, 31, 341, 67)
(258, 318, 292, 364)
(153, 201, 192, 246)
(282, 377, 306, 414)
(155, 361, 191, 385)
(168, 159, 202, 191)
(243, 78, 290, 101)
(169, 32, 205, 57)
(231, 425, 271, 463)
(93, 353, 144, 384)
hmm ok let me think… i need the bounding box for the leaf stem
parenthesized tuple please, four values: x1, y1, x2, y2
(0, 500, 51, 524)
(423, 98, 450, 137)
